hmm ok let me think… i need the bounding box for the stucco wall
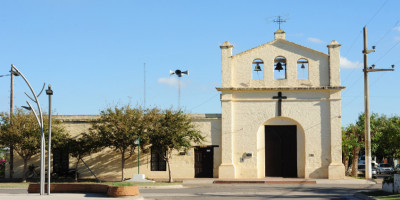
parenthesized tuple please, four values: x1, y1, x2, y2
(6, 114, 222, 180)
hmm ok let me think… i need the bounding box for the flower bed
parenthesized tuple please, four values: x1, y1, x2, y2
(28, 183, 139, 197)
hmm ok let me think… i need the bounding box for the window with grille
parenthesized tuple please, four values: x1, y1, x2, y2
(151, 148, 166, 171)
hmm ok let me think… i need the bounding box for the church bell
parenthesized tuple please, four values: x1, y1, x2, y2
(301, 63, 305, 69)
(275, 62, 283, 72)
(254, 63, 262, 72)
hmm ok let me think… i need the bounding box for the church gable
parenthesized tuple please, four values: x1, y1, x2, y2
(231, 40, 329, 88)
(219, 29, 342, 89)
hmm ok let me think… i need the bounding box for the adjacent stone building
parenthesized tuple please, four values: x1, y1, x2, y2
(7, 29, 345, 180)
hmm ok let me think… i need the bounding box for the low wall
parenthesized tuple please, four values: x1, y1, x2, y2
(395, 174, 400, 193)
(382, 174, 400, 193)
(28, 183, 140, 197)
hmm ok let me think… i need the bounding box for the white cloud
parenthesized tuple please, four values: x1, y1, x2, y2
(158, 77, 179, 87)
(157, 77, 188, 88)
(340, 57, 363, 69)
(394, 26, 400, 32)
(307, 37, 324, 44)
(395, 36, 400, 41)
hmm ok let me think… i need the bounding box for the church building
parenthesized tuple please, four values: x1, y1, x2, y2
(217, 29, 345, 179)
(7, 29, 346, 180)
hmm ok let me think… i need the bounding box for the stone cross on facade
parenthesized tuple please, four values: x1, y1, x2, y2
(273, 92, 287, 116)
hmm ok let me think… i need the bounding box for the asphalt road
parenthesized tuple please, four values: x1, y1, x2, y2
(0, 176, 388, 200)
(140, 183, 380, 200)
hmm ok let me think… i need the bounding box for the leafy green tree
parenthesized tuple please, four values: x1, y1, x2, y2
(89, 105, 149, 181)
(342, 127, 356, 175)
(374, 115, 400, 163)
(342, 113, 385, 177)
(68, 132, 101, 181)
(0, 109, 69, 182)
(147, 108, 205, 182)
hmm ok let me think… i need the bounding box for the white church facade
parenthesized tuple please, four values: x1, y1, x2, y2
(217, 29, 345, 179)
(7, 29, 346, 180)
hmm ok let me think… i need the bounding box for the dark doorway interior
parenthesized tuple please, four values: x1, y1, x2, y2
(194, 147, 213, 178)
(53, 148, 69, 175)
(265, 125, 297, 177)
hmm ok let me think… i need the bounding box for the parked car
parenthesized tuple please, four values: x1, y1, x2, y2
(348, 163, 377, 177)
(377, 163, 394, 174)
(357, 164, 377, 177)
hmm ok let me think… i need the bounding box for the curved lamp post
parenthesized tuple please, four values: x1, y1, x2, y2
(11, 64, 46, 195)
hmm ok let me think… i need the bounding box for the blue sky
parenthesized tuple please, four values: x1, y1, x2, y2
(0, 0, 399, 126)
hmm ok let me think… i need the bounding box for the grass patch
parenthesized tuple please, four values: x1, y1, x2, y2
(0, 182, 30, 188)
(362, 191, 400, 200)
(128, 182, 182, 187)
(107, 182, 135, 187)
(0, 181, 181, 188)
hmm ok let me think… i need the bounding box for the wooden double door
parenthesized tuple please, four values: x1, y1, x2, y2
(194, 147, 214, 178)
(265, 125, 297, 177)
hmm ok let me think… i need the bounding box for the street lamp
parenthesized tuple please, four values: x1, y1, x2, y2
(46, 85, 53, 195)
(12, 64, 46, 195)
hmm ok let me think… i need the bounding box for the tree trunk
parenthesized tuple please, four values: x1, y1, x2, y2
(166, 157, 173, 183)
(351, 146, 361, 177)
(22, 159, 27, 182)
(343, 157, 349, 175)
(74, 158, 80, 182)
(342, 151, 350, 175)
(121, 150, 125, 182)
(9, 145, 14, 179)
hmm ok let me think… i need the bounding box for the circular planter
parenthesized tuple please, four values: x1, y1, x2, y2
(107, 186, 140, 197)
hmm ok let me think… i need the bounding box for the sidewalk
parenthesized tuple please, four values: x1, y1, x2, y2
(181, 176, 377, 185)
(0, 193, 144, 200)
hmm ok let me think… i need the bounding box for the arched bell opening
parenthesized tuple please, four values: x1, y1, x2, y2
(252, 59, 264, 80)
(274, 56, 287, 79)
(297, 58, 309, 80)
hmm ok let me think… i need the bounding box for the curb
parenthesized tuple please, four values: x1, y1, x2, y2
(354, 193, 379, 200)
(138, 185, 184, 189)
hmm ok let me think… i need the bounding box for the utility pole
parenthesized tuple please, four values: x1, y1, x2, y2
(9, 65, 18, 179)
(363, 26, 395, 180)
(144, 63, 146, 108)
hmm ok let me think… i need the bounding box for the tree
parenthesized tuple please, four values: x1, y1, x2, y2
(342, 112, 385, 177)
(373, 115, 400, 163)
(68, 132, 101, 181)
(342, 127, 356, 175)
(89, 105, 148, 181)
(147, 108, 205, 182)
(0, 108, 69, 182)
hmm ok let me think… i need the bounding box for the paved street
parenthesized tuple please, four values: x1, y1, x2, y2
(140, 183, 380, 200)
(0, 177, 385, 200)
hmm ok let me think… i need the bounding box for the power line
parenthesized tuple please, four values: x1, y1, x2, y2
(372, 20, 400, 46)
(364, 0, 389, 26)
(189, 93, 219, 111)
(372, 39, 400, 65)
(341, 0, 389, 89)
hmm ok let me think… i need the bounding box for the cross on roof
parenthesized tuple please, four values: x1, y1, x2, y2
(274, 16, 286, 29)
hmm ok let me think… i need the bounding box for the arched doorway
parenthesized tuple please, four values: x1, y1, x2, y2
(257, 117, 305, 178)
(265, 125, 297, 177)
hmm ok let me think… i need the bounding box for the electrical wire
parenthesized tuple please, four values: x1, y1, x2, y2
(364, 0, 389, 27)
(189, 93, 219, 111)
(372, 20, 400, 46)
(372, 39, 400, 65)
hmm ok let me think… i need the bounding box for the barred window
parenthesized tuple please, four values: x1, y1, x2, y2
(151, 148, 166, 171)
